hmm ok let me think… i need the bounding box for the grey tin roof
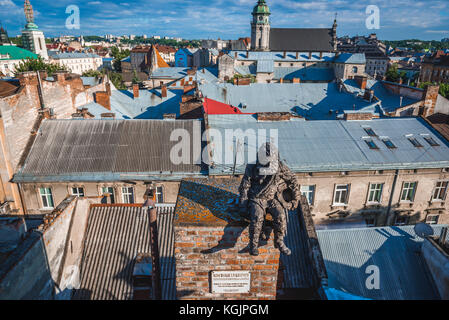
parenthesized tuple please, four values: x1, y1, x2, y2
(334, 53, 366, 64)
(73, 204, 176, 300)
(14, 119, 205, 183)
(199, 82, 378, 119)
(317, 225, 448, 300)
(206, 115, 449, 175)
(270, 28, 334, 52)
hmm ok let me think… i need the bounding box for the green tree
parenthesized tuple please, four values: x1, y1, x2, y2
(385, 65, 400, 82)
(439, 83, 449, 99)
(14, 57, 67, 76)
(110, 47, 130, 72)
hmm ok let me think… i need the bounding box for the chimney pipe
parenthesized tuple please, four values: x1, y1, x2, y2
(319, 52, 323, 59)
(246, 51, 249, 58)
(133, 84, 139, 99)
(308, 52, 312, 60)
(283, 51, 287, 59)
(161, 85, 167, 98)
(143, 190, 162, 300)
(295, 52, 299, 59)
(234, 52, 238, 59)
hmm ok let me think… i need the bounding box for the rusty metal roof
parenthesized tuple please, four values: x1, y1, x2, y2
(73, 204, 176, 300)
(14, 119, 206, 182)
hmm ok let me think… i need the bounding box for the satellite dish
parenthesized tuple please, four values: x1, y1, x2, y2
(414, 223, 434, 239)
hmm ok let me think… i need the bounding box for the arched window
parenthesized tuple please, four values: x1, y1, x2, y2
(353, 66, 358, 73)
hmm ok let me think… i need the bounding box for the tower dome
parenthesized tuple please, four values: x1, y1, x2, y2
(252, 0, 270, 15)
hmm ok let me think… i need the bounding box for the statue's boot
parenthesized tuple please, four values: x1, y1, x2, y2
(249, 242, 259, 256)
(275, 241, 291, 256)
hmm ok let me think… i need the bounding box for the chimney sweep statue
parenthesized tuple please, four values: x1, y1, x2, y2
(238, 142, 300, 256)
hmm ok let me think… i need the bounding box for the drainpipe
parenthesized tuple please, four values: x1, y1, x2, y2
(36, 71, 46, 110)
(385, 169, 399, 226)
(143, 192, 162, 300)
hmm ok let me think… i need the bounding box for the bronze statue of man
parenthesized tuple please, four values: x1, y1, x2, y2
(238, 143, 301, 256)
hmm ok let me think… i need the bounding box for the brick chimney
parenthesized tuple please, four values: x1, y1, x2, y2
(319, 52, 323, 59)
(95, 91, 111, 111)
(283, 51, 287, 59)
(161, 85, 167, 98)
(246, 51, 249, 58)
(257, 112, 292, 122)
(133, 84, 139, 99)
(174, 178, 281, 300)
(293, 78, 301, 84)
(54, 71, 69, 83)
(235, 52, 238, 59)
(423, 85, 440, 117)
(18, 71, 39, 86)
(106, 81, 111, 96)
(295, 52, 299, 59)
(308, 52, 312, 60)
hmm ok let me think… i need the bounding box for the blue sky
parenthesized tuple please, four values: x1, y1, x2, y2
(1, 0, 448, 40)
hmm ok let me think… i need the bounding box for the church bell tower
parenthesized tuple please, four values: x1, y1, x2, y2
(251, 0, 271, 51)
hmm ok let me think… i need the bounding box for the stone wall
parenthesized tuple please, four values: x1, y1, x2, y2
(0, 72, 106, 213)
(0, 197, 76, 299)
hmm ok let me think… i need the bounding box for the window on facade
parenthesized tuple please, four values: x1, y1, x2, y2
(71, 187, 85, 197)
(300, 185, 315, 206)
(156, 186, 164, 203)
(101, 187, 115, 204)
(394, 215, 409, 226)
(421, 135, 440, 147)
(353, 66, 358, 73)
(333, 184, 349, 205)
(400, 182, 417, 202)
(365, 217, 376, 227)
(432, 181, 448, 201)
(122, 187, 134, 204)
(367, 183, 383, 203)
(426, 214, 439, 225)
(40, 187, 54, 209)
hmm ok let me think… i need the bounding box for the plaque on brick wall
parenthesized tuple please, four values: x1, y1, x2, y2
(211, 271, 251, 294)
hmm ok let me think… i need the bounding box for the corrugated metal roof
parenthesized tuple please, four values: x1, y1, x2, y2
(206, 115, 449, 175)
(199, 82, 377, 119)
(317, 225, 448, 300)
(150, 67, 188, 79)
(14, 119, 205, 182)
(73, 204, 176, 300)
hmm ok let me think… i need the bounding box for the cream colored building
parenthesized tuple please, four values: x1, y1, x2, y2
(49, 52, 103, 75)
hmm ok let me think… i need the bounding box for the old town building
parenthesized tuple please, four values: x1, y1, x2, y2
(420, 51, 449, 84)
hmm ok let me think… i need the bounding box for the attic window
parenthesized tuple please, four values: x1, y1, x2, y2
(363, 127, 377, 137)
(364, 138, 379, 150)
(381, 137, 396, 149)
(421, 134, 440, 147)
(407, 136, 423, 148)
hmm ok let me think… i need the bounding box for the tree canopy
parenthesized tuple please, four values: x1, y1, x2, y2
(14, 57, 67, 76)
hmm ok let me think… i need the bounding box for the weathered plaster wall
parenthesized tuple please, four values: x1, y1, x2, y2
(0, 197, 76, 299)
(421, 237, 449, 300)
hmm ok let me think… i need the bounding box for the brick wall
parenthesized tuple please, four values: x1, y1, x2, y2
(175, 225, 280, 300)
